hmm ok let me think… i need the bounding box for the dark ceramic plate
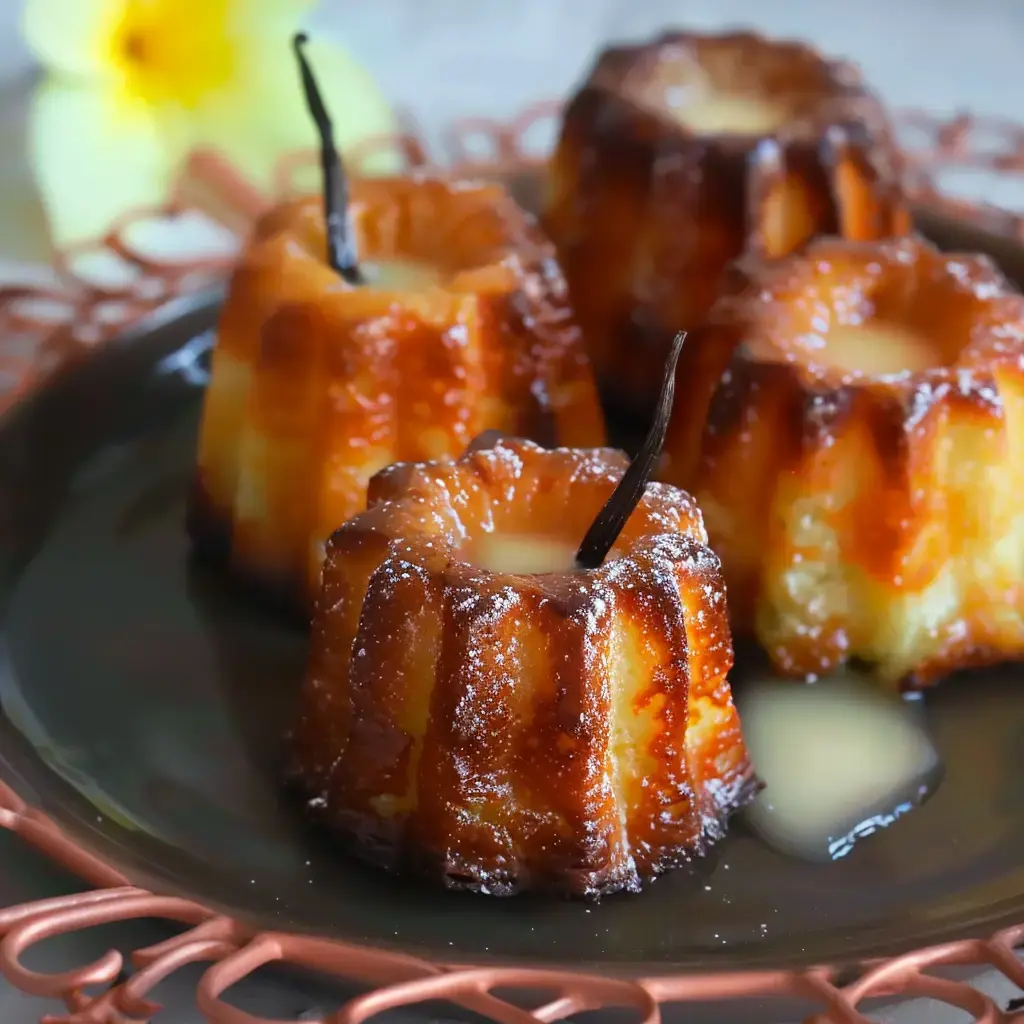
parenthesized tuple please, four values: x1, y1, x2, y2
(3, 212, 1024, 978)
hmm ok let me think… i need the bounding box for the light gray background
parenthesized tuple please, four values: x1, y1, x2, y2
(2, 1, 1024, 1021)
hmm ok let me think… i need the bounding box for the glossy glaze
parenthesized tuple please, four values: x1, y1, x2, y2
(189, 176, 606, 613)
(663, 235, 1024, 687)
(544, 29, 910, 415)
(286, 438, 755, 896)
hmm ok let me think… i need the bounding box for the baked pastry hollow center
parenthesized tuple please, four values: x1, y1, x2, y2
(630, 38, 843, 137)
(813, 319, 937, 377)
(665, 87, 791, 135)
(465, 532, 580, 575)
(748, 274, 969, 380)
(359, 257, 442, 290)
(274, 182, 535, 286)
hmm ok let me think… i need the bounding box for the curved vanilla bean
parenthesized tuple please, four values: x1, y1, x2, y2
(292, 33, 364, 284)
(575, 331, 686, 568)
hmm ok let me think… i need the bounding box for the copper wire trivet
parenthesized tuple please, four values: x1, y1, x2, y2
(2, 105, 1024, 1024)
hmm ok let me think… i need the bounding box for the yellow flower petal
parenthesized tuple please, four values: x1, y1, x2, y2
(22, 0, 318, 81)
(184, 33, 403, 190)
(29, 77, 179, 248)
(227, 0, 318, 20)
(22, 0, 124, 80)
(25, 4, 399, 247)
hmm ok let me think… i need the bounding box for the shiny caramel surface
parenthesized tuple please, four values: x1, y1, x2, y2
(286, 438, 755, 896)
(663, 235, 1024, 688)
(544, 29, 910, 415)
(188, 176, 606, 612)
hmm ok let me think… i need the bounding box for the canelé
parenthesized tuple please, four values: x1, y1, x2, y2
(544, 29, 910, 415)
(188, 176, 606, 612)
(286, 437, 755, 896)
(662, 235, 1024, 688)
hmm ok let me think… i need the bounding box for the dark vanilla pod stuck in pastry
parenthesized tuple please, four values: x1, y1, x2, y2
(286, 335, 756, 897)
(187, 35, 605, 613)
(544, 28, 910, 416)
(662, 234, 1024, 689)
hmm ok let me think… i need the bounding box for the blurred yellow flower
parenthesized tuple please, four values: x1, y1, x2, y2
(22, 0, 400, 247)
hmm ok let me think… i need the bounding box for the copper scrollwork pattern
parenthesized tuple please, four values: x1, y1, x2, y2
(2, 109, 1024, 1022)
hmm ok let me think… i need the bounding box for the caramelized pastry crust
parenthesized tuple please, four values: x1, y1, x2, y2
(286, 438, 755, 897)
(663, 235, 1024, 688)
(544, 29, 910, 415)
(188, 176, 606, 612)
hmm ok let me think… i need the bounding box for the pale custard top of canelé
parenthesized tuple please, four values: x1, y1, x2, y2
(250, 175, 554, 294)
(727, 236, 1023, 383)
(597, 30, 872, 137)
(467, 533, 581, 575)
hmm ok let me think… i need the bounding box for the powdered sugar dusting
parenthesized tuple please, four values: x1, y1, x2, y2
(291, 435, 751, 896)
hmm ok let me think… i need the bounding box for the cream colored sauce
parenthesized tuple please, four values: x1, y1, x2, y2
(668, 93, 790, 135)
(738, 672, 941, 861)
(469, 534, 578, 575)
(360, 258, 442, 291)
(817, 321, 936, 377)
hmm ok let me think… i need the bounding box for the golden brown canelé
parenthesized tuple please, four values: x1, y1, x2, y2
(662, 234, 1024, 689)
(188, 175, 606, 612)
(286, 437, 755, 896)
(544, 29, 911, 416)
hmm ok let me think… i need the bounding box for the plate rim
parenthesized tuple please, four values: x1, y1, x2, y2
(4, 109, 1024, 1021)
(3, 266, 1024, 1024)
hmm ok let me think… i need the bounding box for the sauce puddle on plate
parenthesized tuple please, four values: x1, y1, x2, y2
(737, 671, 943, 861)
